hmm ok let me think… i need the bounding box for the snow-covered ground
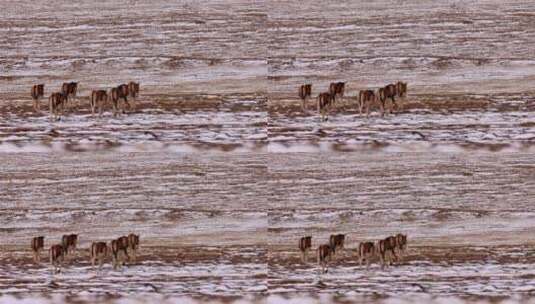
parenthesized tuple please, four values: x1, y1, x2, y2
(3, 294, 535, 304)
(269, 109, 535, 151)
(0, 101, 267, 152)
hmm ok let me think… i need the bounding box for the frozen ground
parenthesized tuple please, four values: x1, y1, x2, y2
(269, 107, 535, 152)
(1, 0, 266, 94)
(0, 153, 269, 247)
(0, 94, 267, 152)
(3, 294, 535, 304)
(268, 0, 535, 94)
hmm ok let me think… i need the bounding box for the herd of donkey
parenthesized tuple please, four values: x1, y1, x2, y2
(30, 81, 140, 120)
(300, 81, 408, 120)
(302, 233, 408, 274)
(29, 80, 407, 121)
(30, 232, 406, 275)
(31, 233, 140, 274)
